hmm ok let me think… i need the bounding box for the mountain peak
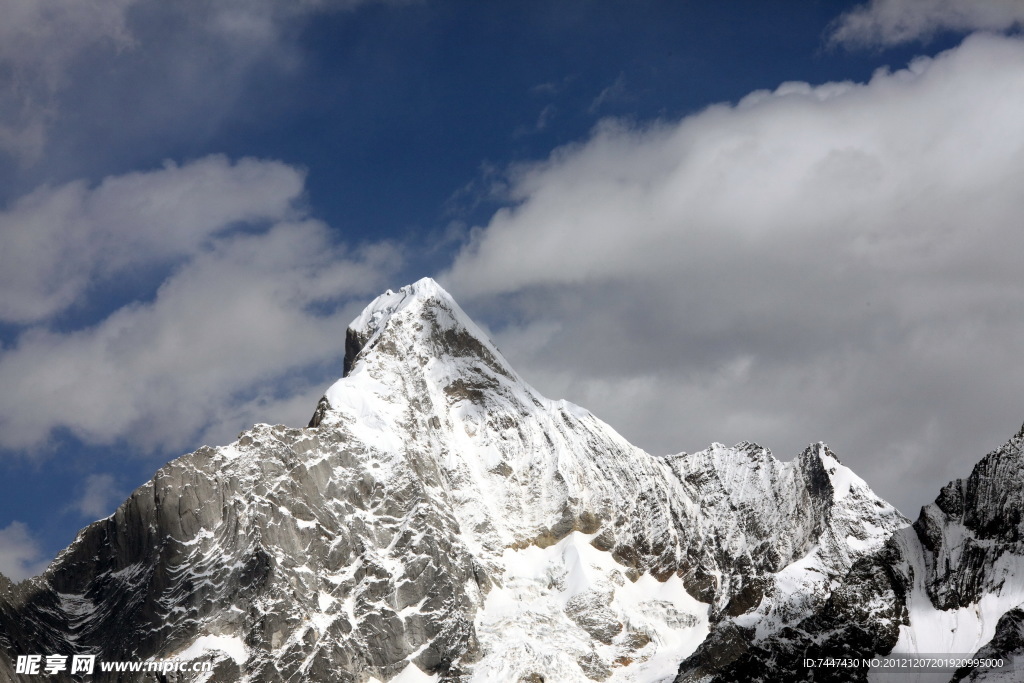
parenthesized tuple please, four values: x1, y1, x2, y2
(310, 278, 520, 428)
(342, 277, 452, 376)
(338, 277, 507, 379)
(348, 277, 452, 341)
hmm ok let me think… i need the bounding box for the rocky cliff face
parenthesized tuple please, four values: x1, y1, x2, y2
(673, 425, 1024, 683)
(0, 279, 1021, 682)
(915, 427, 1024, 611)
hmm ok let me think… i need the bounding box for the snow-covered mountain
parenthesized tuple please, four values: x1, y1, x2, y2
(0, 278, 1021, 682)
(678, 425, 1024, 683)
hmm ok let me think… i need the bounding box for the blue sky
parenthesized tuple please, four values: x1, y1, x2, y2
(2, 0, 1024, 579)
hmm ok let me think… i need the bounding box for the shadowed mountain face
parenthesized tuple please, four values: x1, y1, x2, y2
(0, 279, 1020, 682)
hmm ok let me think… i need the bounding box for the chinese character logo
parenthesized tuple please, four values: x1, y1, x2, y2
(71, 654, 96, 674)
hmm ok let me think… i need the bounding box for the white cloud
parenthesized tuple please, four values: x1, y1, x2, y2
(0, 0, 389, 163)
(0, 0, 136, 86)
(71, 474, 124, 519)
(0, 0, 138, 161)
(0, 220, 399, 453)
(831, 0, 1024, 47)
(0, 521, 47, 581)
(442, 34, 1024, 514)
(0, 155, 402, 454)
(0, 154, 305, 323)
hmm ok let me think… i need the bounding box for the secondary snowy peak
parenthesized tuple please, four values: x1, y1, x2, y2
(675, 421, 1024, 683)
(671, 442, 906, 575)
(665, 440, 907, 668)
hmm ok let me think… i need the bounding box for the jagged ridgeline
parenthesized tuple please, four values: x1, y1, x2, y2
(1, 278, 1023, 683)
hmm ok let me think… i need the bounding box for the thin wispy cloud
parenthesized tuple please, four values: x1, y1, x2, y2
(0, 0, 392, 165)
(0, 0, 136, 162)
(588, 72, 627, 113)
(831, 0, 1024, 47)
(71, 474, 124, 519)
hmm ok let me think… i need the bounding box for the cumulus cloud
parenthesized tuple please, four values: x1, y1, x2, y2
(0, 155, 401, 454)
(0, 521, 47, 581)
(831, 0, 1024, 47)
(443, 34, 1024, 514)
(0, 155, 305, 323)
(0, 221, 399, 453)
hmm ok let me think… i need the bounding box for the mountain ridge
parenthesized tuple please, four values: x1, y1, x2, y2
(0, 278, 1019, 682)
